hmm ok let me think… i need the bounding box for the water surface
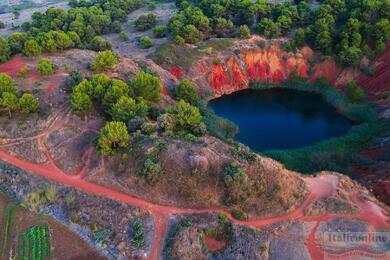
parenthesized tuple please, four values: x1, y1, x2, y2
(208, 88, 352, 151)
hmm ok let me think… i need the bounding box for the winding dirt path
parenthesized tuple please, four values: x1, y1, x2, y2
(0, 114, 389, 259)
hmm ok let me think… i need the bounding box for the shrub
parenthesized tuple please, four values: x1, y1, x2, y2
(91, 50, 118, 71)
(97, 121, 130, 156)
(109, 96, 148, 122)
(222, 163, 252, 205)
(131, 219, 145, 248)
(1, 92, 18, 118)
(231, 209, 247, 220)
(0, 73, 17, 95)
(142, 158, 162, 185)
(174, 35, 185, 45)
(152, 25, 167, 38)
(239, 25, 251, 39)
(90, 36, 112, 51)
(130, 71, 161, 102)
(64, 70, 85, 91)
(119, 31, 129, 41)
(36, 58, 55, 76)
(141, 122, 156, 135)
(134, 13, 157, 31)
(127, 116, 145, 133)
(19, 93, 38, 114)
(71, 91, 93, 114)
(157, 113, 176, 133)
(0, 21, 4, 29)
(16, 66, 30, 77)
(139, 36, 153, 49)
(175, 80, 198, 105)
(0, 36, 11, 63)
(345, 80, 366, 103)
(23, 39, 42, 57)
(168, 100, 204, 135)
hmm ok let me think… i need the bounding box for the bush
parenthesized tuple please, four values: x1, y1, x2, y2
(18, 93, 38, 114)
(97, 121, 130, 156)
(71, 91, 93, 114)
(36, 58, 55, 76)
(142, 158, 162, 185)
(127, 116, 145, 133)
(175, 80, 198, 105)
(345, 80, 366, 103)
(91, 50, 118, 71)
(222, 163, 252, 205)
(0, 36, 11, 63)
(64, 70, 85, 91)
(16, 66, 30, 77)
(0, 21, 4, 29)
(23, 39, 42, 57)
(141, 122, 157, 135)
(239, 25, 251, 39)
(130, 71, 161, 102)
(168, 100, 203, 135)
(109, 96, 148, 122)
(90, 36, 112, 51)
(0, 73, 17, 95)
(119, 31, 128, 41)
(139, 36, 153, 49)
(157, 113, 176, 133)
(0, 92, 18, 118)
(134, 13, 157, 31)
(174, 35, 185, 45)
(152, 25, 167, 38)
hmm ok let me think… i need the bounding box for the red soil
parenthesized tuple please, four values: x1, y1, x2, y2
(0, 55, 27, 77)
(169, 66, 183, 80)
(358, 43, 390, 98)
(373, 179, 390, 206)
(204, 235, 226, 251)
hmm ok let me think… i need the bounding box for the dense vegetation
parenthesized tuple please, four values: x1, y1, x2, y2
(0, 73, 38, 117)
(18, 225, 51, 260)
(0, 0, 144, 61)
(170, 0, 390, 66)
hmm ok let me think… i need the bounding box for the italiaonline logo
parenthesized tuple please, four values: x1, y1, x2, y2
(323, 232, 390, 260)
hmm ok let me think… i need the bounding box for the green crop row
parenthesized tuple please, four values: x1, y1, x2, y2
(18, 225, 50, 260)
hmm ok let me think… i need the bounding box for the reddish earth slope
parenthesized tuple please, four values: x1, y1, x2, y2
(177, 41, 360, 97)
(358, 43, 390, 100)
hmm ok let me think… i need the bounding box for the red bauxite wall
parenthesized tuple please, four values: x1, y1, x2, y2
(176, 45, 350, 97)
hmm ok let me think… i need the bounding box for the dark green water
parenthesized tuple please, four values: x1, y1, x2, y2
(208, 88, 352, 151)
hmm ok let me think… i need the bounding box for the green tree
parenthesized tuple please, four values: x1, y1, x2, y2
(90, 36, 112, 51)
(71, 91, 93, 114)
(91, 50, 118, 71)
(109, 96, 148, 122)
(168, 99, 202, 133)
(152, 25, 167, 38)
(175, 80, 198, 105)
(183, 24, 203, 44)
(345, 80, 365, 103)
(8, 32, 28, 54)
(23, 39, 42, 57)
(239, 25, 251, 39)
(130, 71, 161, 102)
(139, 36, 153, 49)
(18, 93, 38, 114)
(213, 18, 235, 37)
(0, 36, 11, 63)
(134, 13, 157, 31)
(36, 58, 55, 75)
(97, 121, 130, 156)
(0, 73, 17, 95)
(1, 92, 18, 118)
(91, 73, 112, 99)
(102, 79, 130, 108)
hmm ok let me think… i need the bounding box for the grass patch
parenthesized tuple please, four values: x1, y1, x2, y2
(200, 107, 238, 141)
(1, 206, 15, 257)
(249, 79, 387, 174)
(149, 38, 233, 70)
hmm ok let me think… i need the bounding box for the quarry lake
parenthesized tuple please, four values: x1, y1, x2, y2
(208, 88, 352, 151)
